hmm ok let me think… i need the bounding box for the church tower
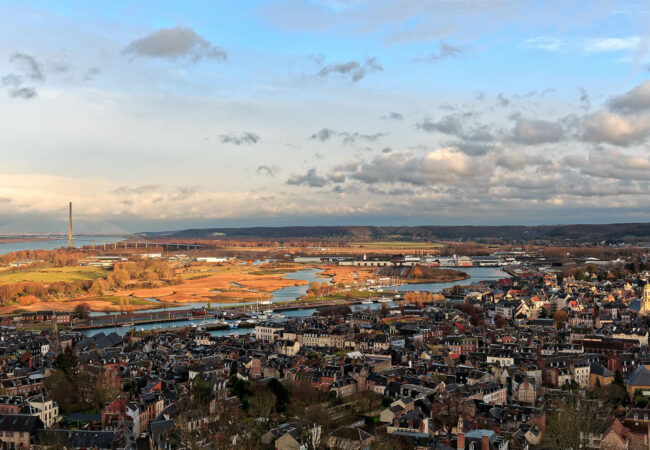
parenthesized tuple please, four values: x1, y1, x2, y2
(639, 283, 650, 316)
(50, 315, 61, 353)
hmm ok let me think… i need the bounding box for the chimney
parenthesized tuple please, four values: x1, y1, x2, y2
(482, 434, 489, 450)
(456, 433, 465, 450)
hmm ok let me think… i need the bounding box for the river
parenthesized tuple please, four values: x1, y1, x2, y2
(393, 266, 508, 293)
(0, 237, 125, 255)
(82, 266, 510, 337)
(82, 268, 326, 336)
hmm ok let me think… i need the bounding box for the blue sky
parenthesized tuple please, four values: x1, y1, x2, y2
(1, 0, 650, 231)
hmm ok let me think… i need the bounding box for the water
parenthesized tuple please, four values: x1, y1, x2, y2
(393, 267, 509, 293)
(88, 268, 327, 319)
(82, 267, 508, 337)
(81, 268, 326, 336)
(82, 307, 316, 337)
(215, 268, 325, 307)
(0, 237, 125, 255)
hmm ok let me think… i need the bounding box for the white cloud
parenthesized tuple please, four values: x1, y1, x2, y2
(582, 110, 650, 145)
(609, 80, 650, 113)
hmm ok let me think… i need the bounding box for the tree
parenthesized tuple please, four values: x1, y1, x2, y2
(74, 303, 91, 320)
(192, 378, 213, 409)
(553, 310, 569, 328)
(54, 347, 77, 375)
(248, 384, 275, 419)
(543, 396, 605, 449)
(634, 389, 649, 408)
(494, 314, 507, 328)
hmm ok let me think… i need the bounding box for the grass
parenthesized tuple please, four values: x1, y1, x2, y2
(0, 266, 107, 284)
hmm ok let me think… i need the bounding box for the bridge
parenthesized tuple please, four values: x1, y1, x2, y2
(0, 203, 202, 251)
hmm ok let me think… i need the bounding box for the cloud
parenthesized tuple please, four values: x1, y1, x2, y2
(609, 81, 650, 113)
(220, 132, 261, 145)
(341, 147, 485, 186)
(124, 26, 227, 62)
(382, 112, 403, 120)
(171, 186, 198, 200)
(113, 184, 161, 195)
(310, 128, 336, 141)
(317, 57, 382, 82)
(581, 150, 650, 180)
(287, 168, 329, 187)
(256, 165, 280, 177)
(582, 110, 650, 146)
(310, 128, 386, 144)
(511, 119, 564, 145)
(3, 53, 43, 99)
(524, 36, 641, 53)
(497, 93, 512, 107)
(579, 88, 590, 110)
(416, 40, 464, 62)
(583, 36, 641, 52)
(83, 67, 101, 81)
(416, 114, 495, 144)
(523, 36, 564, 52)
(339, 132, 386, 145)
(8, 87, 36, 99)
(8, 53, 43, 81)
(416, 115, 463, 136)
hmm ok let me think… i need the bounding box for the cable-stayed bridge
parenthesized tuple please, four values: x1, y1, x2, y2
(0, 204, 201, 251)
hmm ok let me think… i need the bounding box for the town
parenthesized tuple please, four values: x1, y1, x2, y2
(0, 239, 648, 449)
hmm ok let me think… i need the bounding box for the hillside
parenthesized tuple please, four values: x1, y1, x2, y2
(139, 223, 650, 244)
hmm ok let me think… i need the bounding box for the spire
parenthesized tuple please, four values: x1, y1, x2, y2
(51, 314, 61, 353)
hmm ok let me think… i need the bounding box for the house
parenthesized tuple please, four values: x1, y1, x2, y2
(27, 394, 59, 428)
(387, 409, 433, 437)
(36, 429, 121, 449)
(270, 421, 322, 450)
(328, 426, 374, 450)
(458, 429, 509, 450)
(0, 414, 44, 448)
(589, 363, 614, 388)
(623, 408, 650, 449)
(625, 366, 650, 399)
(512, 375, 536, 405)
(601, 418, 630, 450)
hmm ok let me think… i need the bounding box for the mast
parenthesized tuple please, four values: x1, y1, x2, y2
(68, 202, 73, 248)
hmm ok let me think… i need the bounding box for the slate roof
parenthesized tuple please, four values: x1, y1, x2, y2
(37, 430, 117, 449)
(590, 363, 614, 377)
(0, 414, 43, 432)
(627, 366, 650, 386)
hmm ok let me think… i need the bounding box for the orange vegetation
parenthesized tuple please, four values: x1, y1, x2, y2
(315, 265, 375, 285)
(110, 271, 309, 304)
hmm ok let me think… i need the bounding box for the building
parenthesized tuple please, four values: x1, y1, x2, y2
(254, 321, 285, 342)
(0, 414, 44, 448)
(27, 395, 59, 428)
(639, 282, 650, 316)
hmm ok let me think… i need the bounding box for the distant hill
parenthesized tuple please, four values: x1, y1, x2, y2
(139, 223, 650, 243)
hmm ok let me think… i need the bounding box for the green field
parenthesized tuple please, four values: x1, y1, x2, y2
(0, 266, 107, 284)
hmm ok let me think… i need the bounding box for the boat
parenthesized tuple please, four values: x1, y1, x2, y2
(361, 300, 373, 305)
(229, 321, 241, 329)
(378, 298, 392, 303)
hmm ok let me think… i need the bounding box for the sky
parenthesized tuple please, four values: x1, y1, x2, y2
(2, 0, 650, 232)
